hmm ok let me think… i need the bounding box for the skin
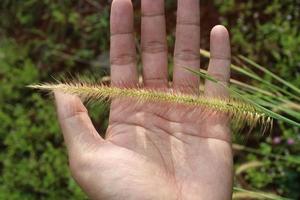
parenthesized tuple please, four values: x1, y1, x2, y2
(54, 0, 233, 199)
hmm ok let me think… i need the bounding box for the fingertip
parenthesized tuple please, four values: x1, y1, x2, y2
(54, 91, 87, 120)
(210, 25, 229, 38)
(112, 0, 132, 8)
(210, 25, 231, 59)
(110, 0, 134, 34)
(205, 25, 231, 98)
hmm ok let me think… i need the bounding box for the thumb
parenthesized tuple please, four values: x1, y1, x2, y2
(54, 91, 104, 156)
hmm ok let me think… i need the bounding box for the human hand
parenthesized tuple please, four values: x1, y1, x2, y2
(55, 0, 232, 199)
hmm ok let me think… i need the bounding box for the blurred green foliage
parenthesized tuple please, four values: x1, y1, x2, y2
(214, 0, 300, 199)
(215, 0, 300, 87)
(0, 39, 87, 199)
(0, 1, 112, 199)
(0, 0, 299, 199)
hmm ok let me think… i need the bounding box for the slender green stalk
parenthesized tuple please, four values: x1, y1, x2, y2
(186, 68, 300, 127)
(200, 49, 300, 101)
(233, 187, 292, 200)
(239, 55, 300, 95)
(233, 144, 300, 165)
(230, 78, 274, 97)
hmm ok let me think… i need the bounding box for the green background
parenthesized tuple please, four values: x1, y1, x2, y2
(0, 0, 299, 199)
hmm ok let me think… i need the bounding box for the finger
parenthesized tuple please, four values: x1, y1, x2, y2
(55, 92, 103, 155)
(205, 25, 231, 98)
(141, 0, 168, 88)
(173, 0, 200, 94)
(110, 0, 137, 87)
(203, 25, 231, 142)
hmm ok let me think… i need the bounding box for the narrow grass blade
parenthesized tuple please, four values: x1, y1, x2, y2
(233, 144, 300, 164)
(235, 161, 264, 175)
(239, 55, 300, 95)
(186, 68, 300, 127)
(200, 49, 300, 101)
(233, 187, 292, 200)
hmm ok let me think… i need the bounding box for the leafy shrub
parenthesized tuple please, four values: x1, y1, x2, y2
(0, 39, 88, 199)
(0, 1, 114, 198)
(0, 0, 299, 199)
(215, 0, 300, 87)
(214, 1, 300, 198)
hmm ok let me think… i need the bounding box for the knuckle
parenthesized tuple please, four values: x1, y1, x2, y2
(142, 41, 167, 54)
(211, 56, 231, 61)
(174, 83, 198, 94)
(208, 72, 228, 83)
(58, 96, 88, 120)
(178, 20, 200, 27)
(110, 53, 136, 65)
(144, 77, 168, 85)
(62, 110, 87, 123)
(175, 50, 199, 61)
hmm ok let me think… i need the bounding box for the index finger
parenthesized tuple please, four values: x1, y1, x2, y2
(110, 0, 137, 87)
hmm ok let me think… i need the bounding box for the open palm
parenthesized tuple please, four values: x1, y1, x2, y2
(55, 0, 233, 199)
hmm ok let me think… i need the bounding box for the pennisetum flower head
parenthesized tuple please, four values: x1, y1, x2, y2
(28, 80, 272, 132)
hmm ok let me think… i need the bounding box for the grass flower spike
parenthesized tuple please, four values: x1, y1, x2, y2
(29, 81, 272, 131)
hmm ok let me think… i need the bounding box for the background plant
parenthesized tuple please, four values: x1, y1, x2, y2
(212, 0, 300, 199)
(0, 0, 299, 199)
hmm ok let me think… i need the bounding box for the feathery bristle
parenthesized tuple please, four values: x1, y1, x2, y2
(28, 82, 272, 131)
